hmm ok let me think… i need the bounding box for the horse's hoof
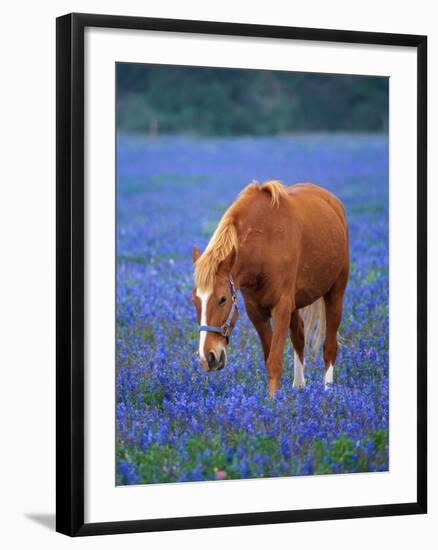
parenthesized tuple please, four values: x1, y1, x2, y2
(268, 386, 279, 399)
(293, 379, 306, 389)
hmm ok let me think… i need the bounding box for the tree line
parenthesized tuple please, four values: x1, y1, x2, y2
(117, 63, 388, 136)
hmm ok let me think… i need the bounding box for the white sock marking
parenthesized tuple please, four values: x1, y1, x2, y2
(197, 290, 211, 361)
(324, 363, 334, 389)
(293, 352, 306, 388)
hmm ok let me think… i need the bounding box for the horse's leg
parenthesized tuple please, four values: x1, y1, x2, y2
(290, 310, 305, 389)
(267, 296, 292, 398)
(323, 274, 348, 389)
(244, 300, 272, 361)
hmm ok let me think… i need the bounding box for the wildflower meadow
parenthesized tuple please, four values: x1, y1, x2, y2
(116, 133, 389, 485)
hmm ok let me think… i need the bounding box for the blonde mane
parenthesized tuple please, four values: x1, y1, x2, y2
(194, 212, 238, 292)
(194, 180, 287, 291)
(260, 179, 288, 207)
(238, 179, 287, 207)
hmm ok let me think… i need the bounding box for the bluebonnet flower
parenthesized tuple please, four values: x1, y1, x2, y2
(116, 134, 389, 484)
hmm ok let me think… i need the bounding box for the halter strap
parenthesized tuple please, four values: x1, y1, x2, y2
(199, 276, 238, 343)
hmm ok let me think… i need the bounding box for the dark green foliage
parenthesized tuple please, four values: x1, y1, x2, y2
(116, 429, 389, 484)
(310, 430, 388, 475)
(117, 64, 388, 136)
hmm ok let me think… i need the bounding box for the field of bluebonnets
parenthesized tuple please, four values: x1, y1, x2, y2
(116, 133, 389, 485)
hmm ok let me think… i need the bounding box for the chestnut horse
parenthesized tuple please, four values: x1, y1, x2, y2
(192, 181, 349, 397)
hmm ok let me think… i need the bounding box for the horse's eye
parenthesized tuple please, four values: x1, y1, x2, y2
(219, 296, 227, 306)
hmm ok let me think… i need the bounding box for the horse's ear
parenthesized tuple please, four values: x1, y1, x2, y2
(218, 247, 236, 273)
(192, 246, 201, 263)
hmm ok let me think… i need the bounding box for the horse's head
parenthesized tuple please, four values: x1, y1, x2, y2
(192, 246, 238, 371)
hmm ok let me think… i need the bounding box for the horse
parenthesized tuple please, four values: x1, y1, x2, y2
(191, 180, 349, 397)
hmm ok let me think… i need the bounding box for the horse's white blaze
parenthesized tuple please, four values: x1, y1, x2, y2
(197, 289, 211, 360)
(293, 352, 306, 388)
(324, 363, 334, 389)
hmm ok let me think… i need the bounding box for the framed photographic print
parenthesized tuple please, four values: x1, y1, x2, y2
(56, 13, 427, 536)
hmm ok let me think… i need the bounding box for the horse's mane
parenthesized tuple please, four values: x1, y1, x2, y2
(244, 179, 287, 207)
(194, 180, 287, 291)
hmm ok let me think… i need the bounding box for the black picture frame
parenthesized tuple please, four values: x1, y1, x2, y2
(56, 12, 427, 537)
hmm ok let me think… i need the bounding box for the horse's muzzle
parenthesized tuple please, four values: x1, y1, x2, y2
(207, 350, 226, 371)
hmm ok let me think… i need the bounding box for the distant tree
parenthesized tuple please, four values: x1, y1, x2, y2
(117, 64, 388, 136)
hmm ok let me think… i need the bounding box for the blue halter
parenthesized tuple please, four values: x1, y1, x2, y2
(199, 276, 238, 344)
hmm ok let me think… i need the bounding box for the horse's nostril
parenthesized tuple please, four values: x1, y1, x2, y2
(207, 352, 216, 368)
(217, 350, 226, 370)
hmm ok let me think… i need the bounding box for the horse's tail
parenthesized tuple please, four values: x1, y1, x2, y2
(299, 298, 326, 354)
